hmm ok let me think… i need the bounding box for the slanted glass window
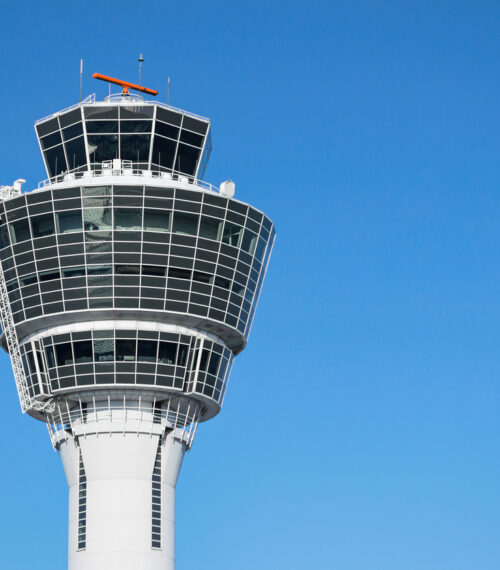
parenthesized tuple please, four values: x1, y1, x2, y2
(159, 341, 177, 364)
(222, 222, 242, 247)
(87, 135, 118, 164)
(199, 217, 221, 240)
(84, 208, 112, 231)
(114, 209, 142, 230)
(255, 237, 267, 262)
(144, 209, 170, 232)
(173, 212, 198, 235)
(241, 230, 257, 255)
(116, 339, 136, 361)
(178, 344, 188, 366)
(152, 136, 177, 170)
(94, 339, 114, 362)
(138, 340, 158, 362)
(44, 145, 68, 177)
(199, 349, 210, 371)
(57, 211, 83, 233)
(175, 143, 199, 176)
(31, 213, 55, 238)
(55, 343, 73, 366)
(208, 353, 221, 375)
(74, 341, 93, 363)
(9, 220, 31, 243)
(65, 136, 87, 171)
(45, 346, 56, 368)
(120, 134, 151, 162)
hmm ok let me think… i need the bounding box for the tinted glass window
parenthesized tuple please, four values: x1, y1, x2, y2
(55, 343, 73, 366)
(120, 106, 154, 119)
(152, 136, 176, 169)
(87, 135, 118, 164)
(62, 122, 84, 141)
(65, 137, 87, 170)
(116, 339, 136, 361)
(199, 217, 221, 240)
(94, 339, 114, 361)
(158, 341, 177, 364)
(74, 341, 93, 363)
(173, 212, 198, 235)
(138, 340, 157, 362)
(84, 107, 118, 120)
(222, 223, 242, 247)
(84, 208, 112, 231)
(120, 121, 152, 133)
(86, 121, 118, 133)
(155, 122, 179, 140)
(44, 145, 68, 177)
(32, 214, 55, 238)
(57, 211, 83, 233)
(144, 209, 170, 232)
(175, 143, 199, 176)
(40, 130, 62, 149)
(9, 220, 31, 243)
(120, 134, 151, 162)
(115, 209, 142, 230)
(241, 230, 257, 255)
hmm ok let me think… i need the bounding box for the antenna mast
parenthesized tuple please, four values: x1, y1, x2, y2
(80, 59, 83, 102)
(138, 53, 144, 86)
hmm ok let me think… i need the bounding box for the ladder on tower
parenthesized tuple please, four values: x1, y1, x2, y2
(0, 184, 53, 413)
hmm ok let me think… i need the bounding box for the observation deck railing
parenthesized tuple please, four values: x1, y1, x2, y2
(37, 161, 221, 194)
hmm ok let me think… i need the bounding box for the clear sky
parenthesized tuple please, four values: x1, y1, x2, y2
(0, 1, 499, 569)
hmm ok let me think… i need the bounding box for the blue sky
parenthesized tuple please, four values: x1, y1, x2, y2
(0, 1, 499, 568)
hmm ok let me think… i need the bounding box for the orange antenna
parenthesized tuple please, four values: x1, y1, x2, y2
(92, 73, 158, 96)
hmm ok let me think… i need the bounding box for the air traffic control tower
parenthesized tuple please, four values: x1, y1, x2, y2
(0, 75, 275, 570)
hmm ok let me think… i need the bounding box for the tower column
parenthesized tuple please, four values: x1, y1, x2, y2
(59, 427, 186, 570)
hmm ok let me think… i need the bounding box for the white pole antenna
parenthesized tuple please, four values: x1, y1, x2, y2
(167, 76, 170, 105)
(138, 53, 144, 86)
(80, 59, 83, 102)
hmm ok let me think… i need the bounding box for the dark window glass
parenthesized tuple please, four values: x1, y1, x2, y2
(168, 267, 191, 279)
(86, 121, 118, 133)
(84, 107, 118, 120)
(116, 339, 136, 361)
(57, 211, 83, 233)
(62, 122, 84, 141)
(173, 212, 198, 235)
(36, 117, 59, 137)
(178, 344, 188, 366)
(241, 230, 257, 255)
(255, 237, 267, 262)
(87, 265, 111, 275)
(199, 217, 221, 240)
(159, 342, 177, 364)
(94, 339, 114, 362)
(179, 129, 204, 147)
(74, 341, 93, 363)
(55, 343, 73, 366)
(9, 220, 31, 243)
(120, 120, 152, 133)
(142, 266, 165, 276)
(115, 264, 140, 274)
(120, 106, 154, 119)
(214, 276, 230, 289)
(152, 136, 176, 169)
(84, 208, 112, 231)
(40, 130, 62, 149)
(156, 107, 182, 126)
(31, 213, 55, 238)
(64, 137, 87, 170)
(222, 222, 242, 247)
(193, 271, 211, 284)
(208, 353, 221, 375)
(144, 209, 170, 232)
(182, 116, 208, 135)
(44, 145, 68, 177)
(155, 121, 179, 140)
(199, 349, 210, 371)
(138, 340, 157, 362)
(120, 134, 150, 162)
(115, 209, 142, 230)
(46, 346, 56, 368)
(175, 143, 199, 176)
(87, 135, 118, 164)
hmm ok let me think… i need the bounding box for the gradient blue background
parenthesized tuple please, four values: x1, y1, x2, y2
(0, 1, 498, 568)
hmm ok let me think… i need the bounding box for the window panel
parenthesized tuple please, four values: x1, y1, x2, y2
(74, 341, 93, 363)
(93, 339, 114, 362)
(199, 217, 221, 240)
(222, 222, 242, 247)
(9, 220, 31, 243)
(31, 213, 55, 238)
(158, 341, 177, 364)
(116, 339, 136, 361)
(138, 340, 158, 362)
(172, 212, 198, 235)
(84, 208, 112, 231)
(57, 211, 83, 233)
(114, 208, 142, 230)
(144, 209, 170, 232)
(55, 343, 73, 366)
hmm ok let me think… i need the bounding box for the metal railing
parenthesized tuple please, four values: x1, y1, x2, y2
(37, 161, 221, 194)
(34, 94, 96, 125)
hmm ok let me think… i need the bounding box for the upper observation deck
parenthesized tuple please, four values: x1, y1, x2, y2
(35, 93, 212, 182)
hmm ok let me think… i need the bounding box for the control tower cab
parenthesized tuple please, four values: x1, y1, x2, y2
(0, 75, 275, 570)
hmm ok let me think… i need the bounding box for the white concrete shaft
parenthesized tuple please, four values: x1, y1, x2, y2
(59, 429, 185, 570)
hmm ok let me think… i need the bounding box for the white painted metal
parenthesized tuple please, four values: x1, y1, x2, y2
(60, 424, 186, 570)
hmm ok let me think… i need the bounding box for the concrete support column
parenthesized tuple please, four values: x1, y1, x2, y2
(59, 429, 185, 570)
